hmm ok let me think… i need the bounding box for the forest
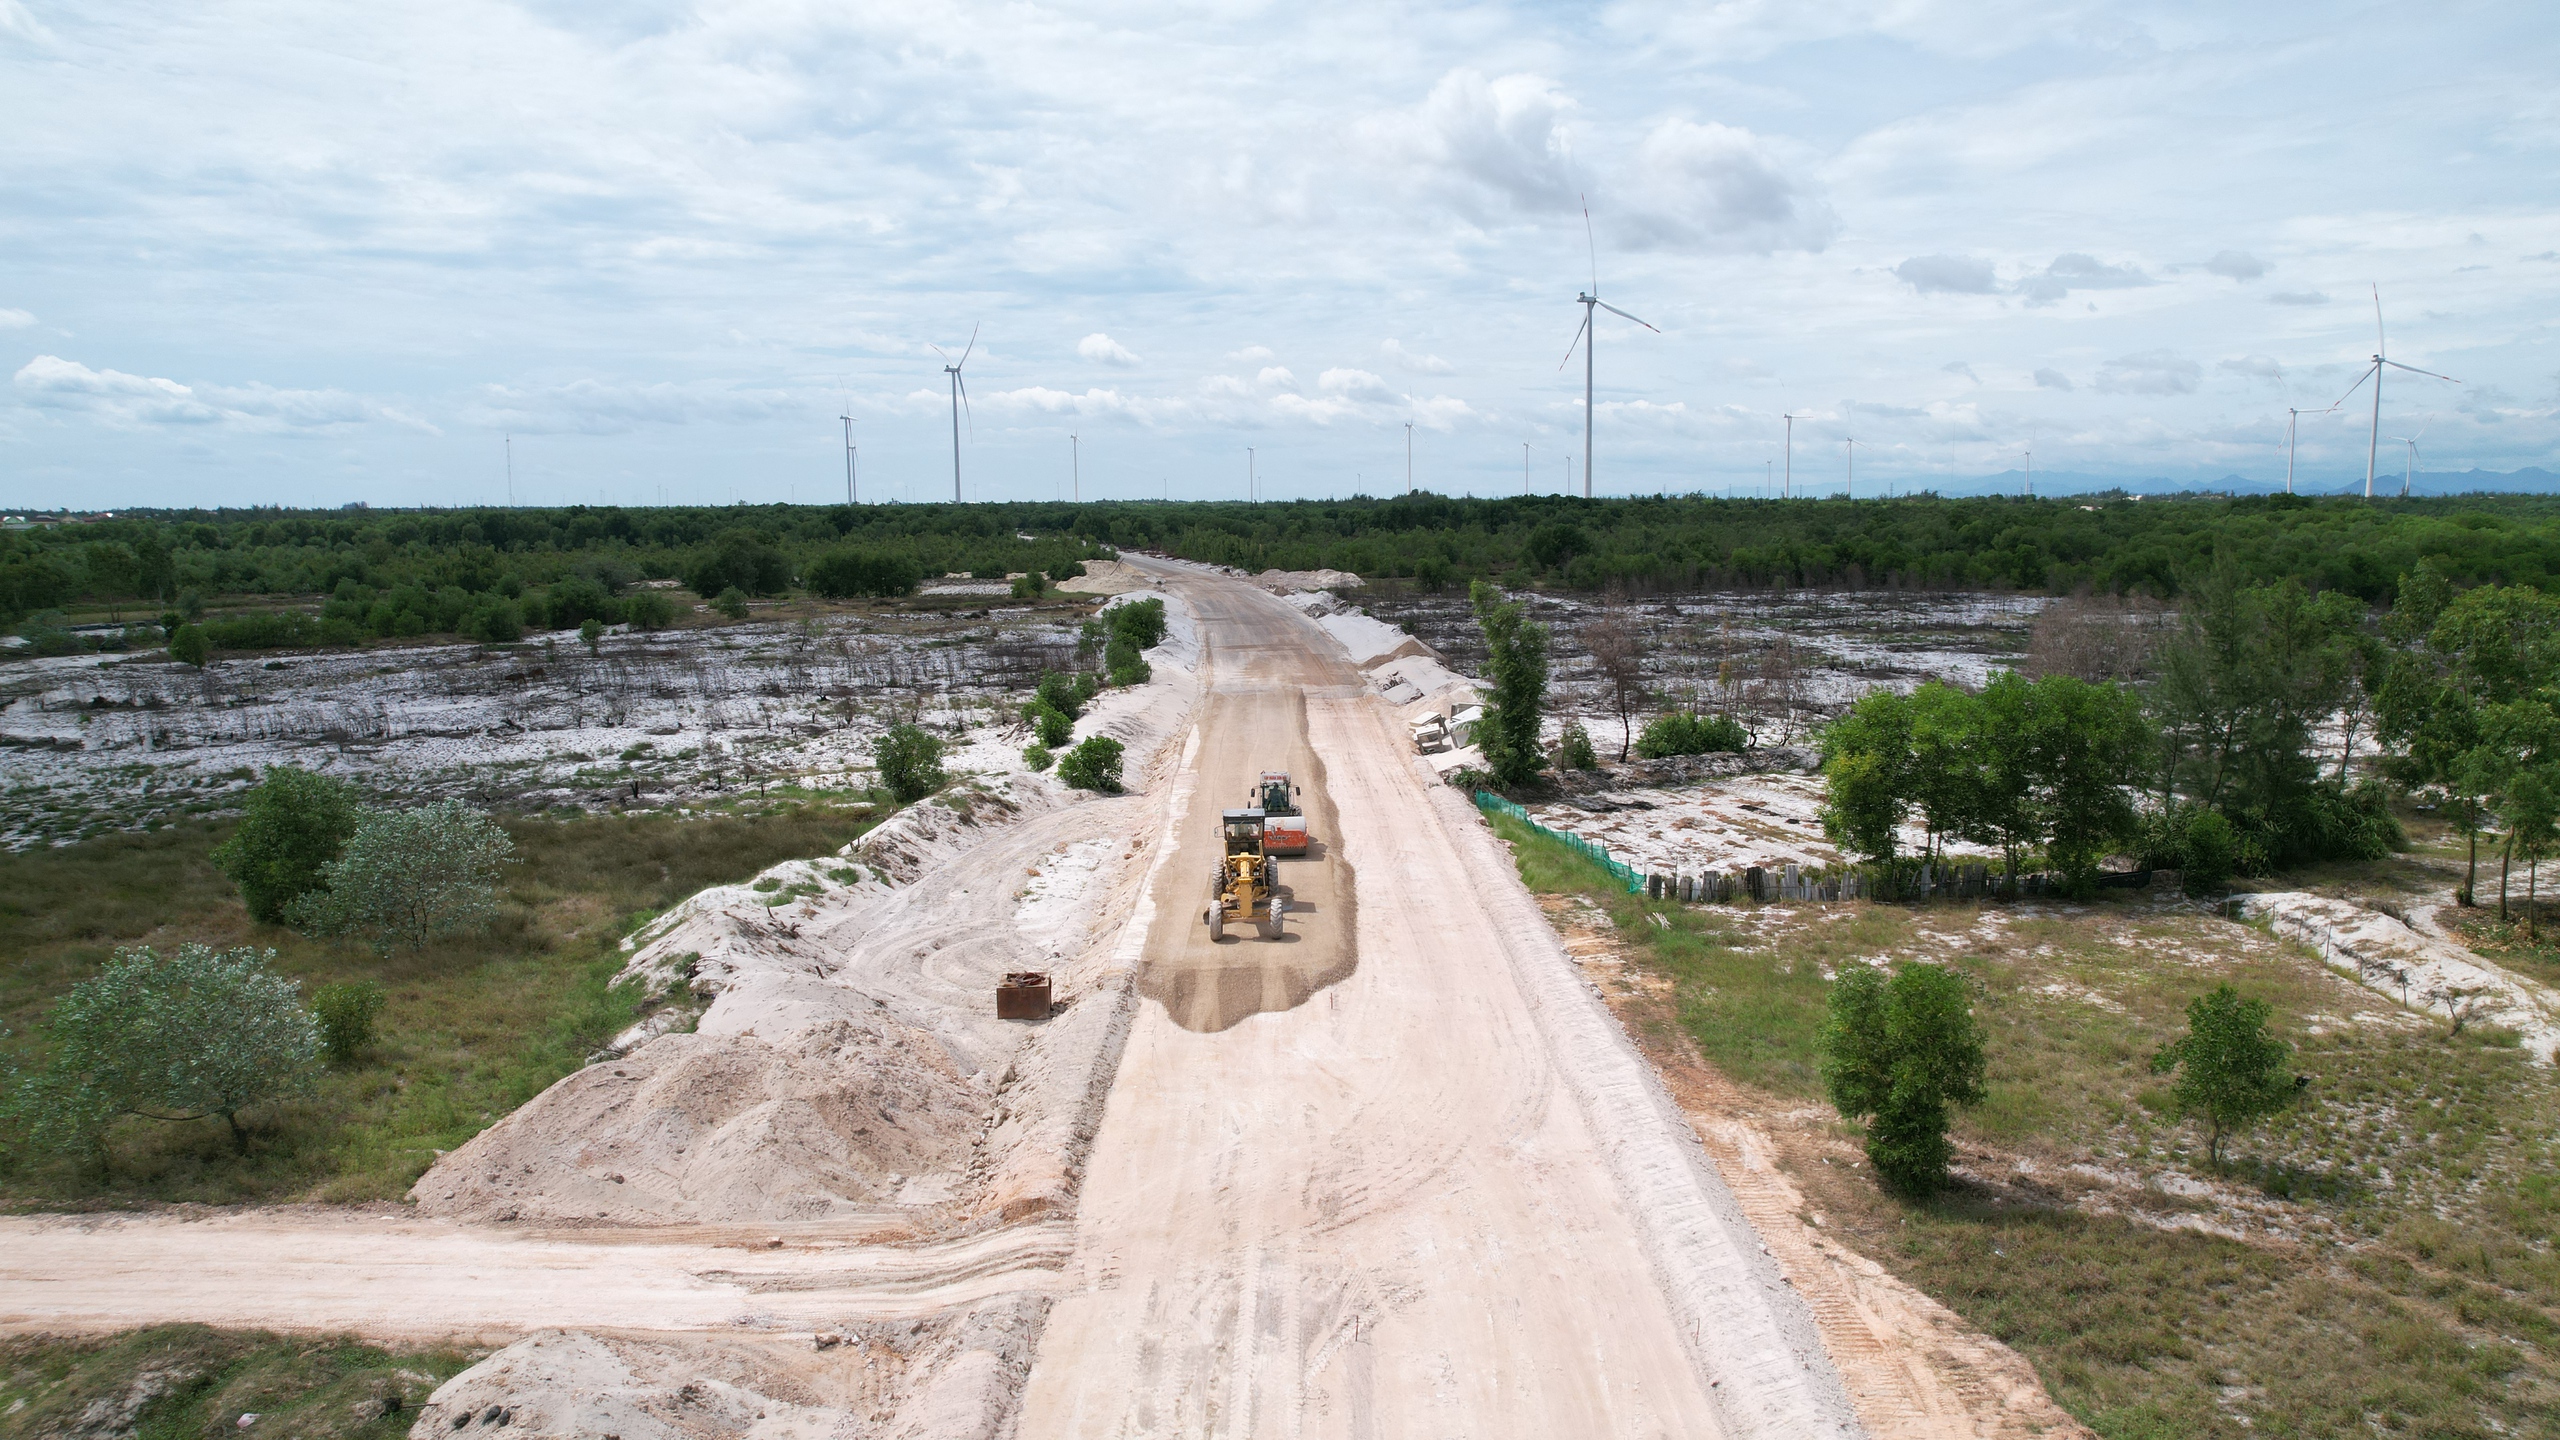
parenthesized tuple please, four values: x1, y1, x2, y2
(3, 492, 2555, 643)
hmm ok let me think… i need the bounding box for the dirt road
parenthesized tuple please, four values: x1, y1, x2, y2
(1018, 563, 1856, 1438)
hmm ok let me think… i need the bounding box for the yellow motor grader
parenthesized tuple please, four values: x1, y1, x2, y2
(1204, 808, 1286, 941)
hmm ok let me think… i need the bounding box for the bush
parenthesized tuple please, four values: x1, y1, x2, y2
(1556, 721, 1599, 771)
(1106, 595, 1168, 649)
(806, 549, 922, 600)
(1010, 571, 1048, 600)
(1048, 559, 1087, 581)
(544, 576, 619, 632)
(1104, 631, 1151, 687)
(1470, 581, 1550, 788)
(210, 767, 361, 924)
(1634, 711, 1749, 758)
(1036, 669, 1092, 720)
(289, 801, 515, 953)
(873, 723, 947, 803)
(1056, 735, 1125, 793)
(204, 610, 327, 651)
(685, 531, 791, 598)
(1023, 742, 1055, 771)
(14, 943, 319, 1158)
(1024, 699, 1074, 749)
(1822, 961, 1986, 1197)
(579, 617, 605, 656)
(714, 586, 751, 619)
(168, 622, 209, 667)
(467, 599, 523, 644)
(623, 590, 676, 629)
(2144, 805, 2236, 895)
(310, 980, 386, 1065)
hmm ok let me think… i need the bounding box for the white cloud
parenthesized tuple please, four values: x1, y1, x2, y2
(1896, 255, 2000, 295)
(2019, 253, 2154, 307)
(2095, 351, 2201, 395)
(1256, 366, 1300, 390)
(1365, 69, 1580, 219)
(2034, 367, 2075, 391)
(1076, 332, 1140, 366)
(2218, 354, 2284, 383)
(2270, 291, 2330, 306)
(11, 355, 432, 433)
(0, 308, 33, 329)
(1618, 118, 1835, 254)
(1382, 339, 1453, 374)
(1317, 367, 1397, 403)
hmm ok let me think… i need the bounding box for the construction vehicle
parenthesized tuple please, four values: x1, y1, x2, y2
(1252, 771, 1309, 855)
(1205, 808, 1285, 941)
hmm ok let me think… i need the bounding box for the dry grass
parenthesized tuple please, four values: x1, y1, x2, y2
(1490, 811, 2560, 1440)
(0, 802, 880, 1206)
(0, 1326, 471, 1440)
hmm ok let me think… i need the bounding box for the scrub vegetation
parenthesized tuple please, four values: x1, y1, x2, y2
(1493, 812, 2560, 1438)
(0, 1326, 471, 1440)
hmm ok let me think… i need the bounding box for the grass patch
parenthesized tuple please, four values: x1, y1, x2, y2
(2446, 900, 2560, 988)
(0, 1326, 471, 1440)
(0, 804, 882, 1207)
(1488, 811, 2560, 1438)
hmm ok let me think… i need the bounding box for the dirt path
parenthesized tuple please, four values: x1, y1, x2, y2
(1017, 563, 1857, 1439)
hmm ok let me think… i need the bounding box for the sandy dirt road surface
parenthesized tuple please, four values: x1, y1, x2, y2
(1018, 561, 1856, 1439)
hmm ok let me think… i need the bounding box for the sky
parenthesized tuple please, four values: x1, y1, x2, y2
(3, 0, 2557, 509)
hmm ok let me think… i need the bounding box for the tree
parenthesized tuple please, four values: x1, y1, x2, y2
(310, 980, 386, 1065)
(210, 767, 361, 924)
(1469, 581, 1550, 788)
(290, 801, 515, 953)
(685, 530, 791, 598)
(623, 590, 676, 629)
(1024, 699, 1074, 749)
(17, 944, 319, 1158)
(1056, 734, 1126, 793)
(1106, 596, 1168, 649)
(2023, 674, 2153, 892)
(1584, 602, 1649, 762)
(1904, 682, 1987, 862)
(805, 549, 923, 599)
(1822, 962, 1986, 1196)
(2150, 984, 2300, 1166)
(714, 586, 751, 619)
(873, 723, 947, 803)
(1818, 689, 1915, 863)
(578, 617, 604, 656)
(169, 622, 210, 668)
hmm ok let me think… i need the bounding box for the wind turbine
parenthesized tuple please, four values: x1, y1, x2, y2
(1523, 441, 1532, 496)
(932, 326, 978, 503)
(840, 401, 857, 505)
(1844, 433, 1856, 500)
(2280, 405, 2333, 495)
(2395, 436, 2422, 498)
(1782, 413, 1798, 499)
(2332, 285, 2457, 499)
(1070, 433, 1079, 502)
(1558, 198, 1658, 499)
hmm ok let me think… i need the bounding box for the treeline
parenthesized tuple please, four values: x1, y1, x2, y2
(0, 503, 1114, 630)
(7, 492, 2554, 635)
(1817, 562, 2560, 897)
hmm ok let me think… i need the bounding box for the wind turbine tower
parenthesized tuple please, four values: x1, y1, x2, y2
(840, 403, 857, 505)
(1782, 413, 1797, 499)
(1559, 200, 1658, 500)
(933, 326, 978, 502)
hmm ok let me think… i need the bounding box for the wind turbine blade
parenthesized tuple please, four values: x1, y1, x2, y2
(1557, 313, 1589, 371)
(930, 343, 949, 362)
(960, 323, 978, 368)
(2373, 283, 2385, 356)
(1593, 300, 1659, 332)
(2331, 362, 2377, 409)
(958, 373, 973, 435)
(1582, 194, 1598, 296)
(2380, 358, 2460, 383)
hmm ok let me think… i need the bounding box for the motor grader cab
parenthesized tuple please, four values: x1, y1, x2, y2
(1205, 808, 1285, 941)
(1252, 771, 1309, 855)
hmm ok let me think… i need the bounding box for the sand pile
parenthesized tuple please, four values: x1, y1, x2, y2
(1252, 566, 1362, 592)
(2238, 891, 2560, 1062)
(416, 1016, 985, 1225)
(409, 1302, 1048, 1440)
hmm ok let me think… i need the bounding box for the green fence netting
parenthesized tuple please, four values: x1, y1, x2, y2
(1474, 791, 1644, 894)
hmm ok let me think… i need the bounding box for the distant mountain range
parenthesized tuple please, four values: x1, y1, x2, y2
(1886, 467, 2560, 500)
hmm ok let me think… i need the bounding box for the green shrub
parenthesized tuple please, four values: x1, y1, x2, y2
(1635, 710, 1749, 758)
(578, 617, 605, 656)
(714, 586, 751, 619)
(210, 767, 361, 924)
(288, 801, 516, 954)
(1105, 631, 1151, 687)
(806, 549, 922, 599)
(623, 590, 676, 629)
(310, 980, 386, 1065)
(685, 531, 791, 598)
(1023, 742, 1055, 771)
(2151, 984, 2302, 1165)
(467, 599, 523, 644)
(1056, 735, 1125, 793)
(15, 943, 319, 1158)
(1822, 961, 1986, 1196)
(1557, 721, 1599, 770)
(1106, 596, 1168, 649)
(1011, 571, 1048, 600)
(872, 723, 947, 803)
(1025, 699, 1074, 749)
(169, 622, 209, 667)
(1036, 669, 1091, 720)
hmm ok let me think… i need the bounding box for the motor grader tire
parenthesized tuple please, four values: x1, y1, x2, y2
(1206, 904, 1225, 940)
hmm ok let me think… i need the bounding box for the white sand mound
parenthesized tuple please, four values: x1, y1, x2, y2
(1251, 567, 1362, 592)
(1052, 558, 1149, 595)
(416, 1017, 984, 1224)
(2238, 891, 2560, 1062)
